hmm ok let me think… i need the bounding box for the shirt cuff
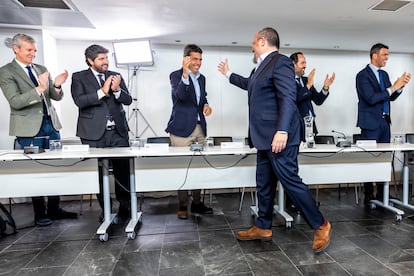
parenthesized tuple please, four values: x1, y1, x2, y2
(225, 71, 233, 79)
(181, 76, 190, 85)
(97, 89, 106, 99)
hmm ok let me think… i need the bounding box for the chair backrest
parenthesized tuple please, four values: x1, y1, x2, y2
(353, 134, 361, 144)
(314, 135, 335, 145)
(146, 136, 171, 145)
(352, 133, 372, 144)
(406, 133, 414, 144)
(13, 139, 21, 150)
(211, 136, 232, 146)
(61, 137, 82, 145)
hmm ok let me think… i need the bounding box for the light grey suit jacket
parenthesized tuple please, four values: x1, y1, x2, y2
(0, 59, 63, 137)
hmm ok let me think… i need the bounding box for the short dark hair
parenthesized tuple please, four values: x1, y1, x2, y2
(258, 27, 280, 49)
(84, 44, 109, 66)
(183, 44, 202, 57)
(370, 43, 388, 59)
(289, 52, 304, 64)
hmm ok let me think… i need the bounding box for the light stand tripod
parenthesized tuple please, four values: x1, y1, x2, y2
(127, 66, 157, 138)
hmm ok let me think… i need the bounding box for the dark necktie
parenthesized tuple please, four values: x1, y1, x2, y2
(26, 65, 39, 86)
(296, 77, 302, 87)
(378, 69, 390, 115)
(26, 65, 49, 116)
(98, 74, 105, 87)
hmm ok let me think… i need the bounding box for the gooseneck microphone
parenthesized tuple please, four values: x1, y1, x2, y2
(331, 130, 346, 140)
(331, 130, 351, 147)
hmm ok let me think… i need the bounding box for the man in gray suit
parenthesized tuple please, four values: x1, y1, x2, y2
(0, 33, 77, 226)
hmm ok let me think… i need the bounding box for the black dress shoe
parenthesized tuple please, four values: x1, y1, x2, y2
(364, 194, 375, 205)
(35, 217, 53, 226)
(191, 202, 213, 214)
(49, 208, 78, 220)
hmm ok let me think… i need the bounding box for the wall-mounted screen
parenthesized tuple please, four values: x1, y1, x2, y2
(112, 39, 154, 67)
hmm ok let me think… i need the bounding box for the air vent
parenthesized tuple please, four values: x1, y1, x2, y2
(370, 0, 413, 11)
(15, 0, 72, 10)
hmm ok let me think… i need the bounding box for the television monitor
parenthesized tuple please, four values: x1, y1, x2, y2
(112, 39, 154, 67)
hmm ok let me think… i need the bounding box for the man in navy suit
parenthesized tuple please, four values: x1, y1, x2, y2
(166, 44, 213, 219)
(71, 44, 133, 220)
(289, 52, 335, 134)
(356, 43, 411, 203)
(218, 27, 331, 253)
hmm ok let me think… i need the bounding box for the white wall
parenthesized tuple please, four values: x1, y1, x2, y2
(1, 28, 414, 149)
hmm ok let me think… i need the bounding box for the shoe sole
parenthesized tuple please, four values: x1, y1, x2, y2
(236, 235, 272, 241)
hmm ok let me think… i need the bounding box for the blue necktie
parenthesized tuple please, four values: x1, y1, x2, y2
(26, 65, 49, 116)
(378, 69, 390, 115)
(26, 65, 39, 86)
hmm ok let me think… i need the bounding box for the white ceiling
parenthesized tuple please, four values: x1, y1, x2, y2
(1, 0, 414, 53)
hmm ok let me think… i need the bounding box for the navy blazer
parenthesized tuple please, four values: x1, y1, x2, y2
(71, 68, 132, 140)
(296, 76, 329, 118)
(165, 68, 208, 137)
(230, 51, 303, 150)
(356, 65, 401, 130)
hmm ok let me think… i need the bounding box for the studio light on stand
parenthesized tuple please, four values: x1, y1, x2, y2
(112, 39, 157, 139)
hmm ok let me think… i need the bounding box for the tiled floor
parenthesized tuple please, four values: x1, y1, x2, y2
(1, 187, 414, 276)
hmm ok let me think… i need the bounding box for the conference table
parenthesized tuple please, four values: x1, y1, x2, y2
(1, 142, 414, 240)
(0, 146, 257, 241)
(266, 143, 414, 228)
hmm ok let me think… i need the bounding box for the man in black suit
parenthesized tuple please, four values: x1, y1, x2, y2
(71, 44, 132, 219)
(218, 27, 331, 253)
(356, 43, 411, 203)
(289, 52, 335, 134)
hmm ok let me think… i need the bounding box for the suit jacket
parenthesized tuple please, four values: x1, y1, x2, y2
(71, 68, 132, 140)
(296, 76, 329, 118)
(356, 64, 401, 130)
(0, 59, 63, 137)
(165, 68, 209, 137)
(230, 51, 303, 150)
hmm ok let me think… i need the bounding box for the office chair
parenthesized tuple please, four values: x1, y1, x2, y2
(211, 136, 232, 145)
(146, 136, 171, 145)
(314, 135, 335, 145)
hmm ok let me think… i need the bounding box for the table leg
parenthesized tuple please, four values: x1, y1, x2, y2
(389, 152, 414, 212)
(125, 158, 142, 239)
(370, 181, 404, 221)
(96, 159, 117, 241)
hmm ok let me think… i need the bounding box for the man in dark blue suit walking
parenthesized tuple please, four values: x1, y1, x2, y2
(356, 43, 411, 203)
(218, 27, 331, 253)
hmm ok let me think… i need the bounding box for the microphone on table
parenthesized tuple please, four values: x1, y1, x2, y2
(23, 136, 49, 154)
(331, 130, 352, 148)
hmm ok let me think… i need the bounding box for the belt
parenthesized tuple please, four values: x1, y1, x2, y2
(106, 125, 116, 131)
(196, 121, 201, 124)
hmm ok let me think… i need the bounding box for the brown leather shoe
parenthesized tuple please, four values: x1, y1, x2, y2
(177, 210, 188, 219)
(313, 220, 331, 253)
(236, 226, 272, 241)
